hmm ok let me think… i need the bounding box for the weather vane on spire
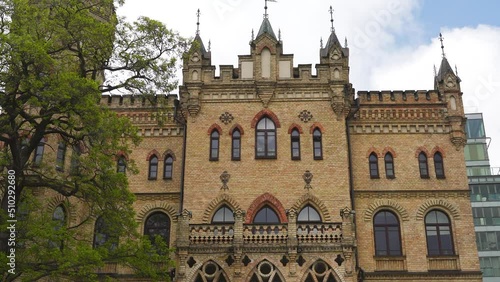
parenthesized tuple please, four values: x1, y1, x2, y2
(196, 9, 201, 35)
(439, 33, 446, 58)
(329, 6, 335, 32)
(264, 0, 277, 19)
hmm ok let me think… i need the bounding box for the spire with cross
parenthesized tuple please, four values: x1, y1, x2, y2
(264, 0, 277, 19)
(196, 9, 201, 35)
(439, 32, 445, 58)
(329, 6, 335, 33)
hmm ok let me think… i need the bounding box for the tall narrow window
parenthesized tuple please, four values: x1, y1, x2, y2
(144, 212, 171, 248)
(313, 128, 323, 160)
(384, 153, 395, 178)
(256, 117, 276, 159)
(290, 129, 300, 160)
(434, 152, 445, 179)
(212, 205, 235, 223)
(425, 210, 454, 255)
(210, 130, 219, 161)
(117, 156, 126, 173)
(149, 155, 158, 180)
(373, 210, 402, 256)
(419, 152, 429, 178)
(164, 155, 173, 179)
(297, 205, 321, 222)
(369, 153, 379, 178)
(70, 145, 81, 175)
(232, 129, 241, 161)
(93, 217, 117, 250)
(56, 142, 66, 171)
(50, 205, 66, 249)
(253, 205, 280, 224)
(33, 142, 45, 165)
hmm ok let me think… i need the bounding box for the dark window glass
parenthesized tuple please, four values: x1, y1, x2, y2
(384, 153, 395, 178)
(210, 130, 219, 161)
(480, 257, 500, 277)
(425, 210, 454, 255)
(56, 142, 66, 171)
(117, 156, 126, 173)
(232, 129, 241, 161)
(475, 231, 500, 251)
(212, 205, 235, 223)
(149, 155, 158, 180)
(256, 117, 277, 159)
(93, 217, 117, 250)
(466, 118, 486, 139)
(291, 129, 300, 160)
(144, 212, 171, 248)
(297, 205, 321, 222)
(419, 153, 429, 178)
(434, 152, 445, 179)
(313, 129, 322, 160)
(369, 153, 379, 178)
(70, 145, 81, 175)
(373, 211, 402, 256)
(33, 142, 45, 165)
(164, 156, 173, 179)
(253, 206, 280, 224)
(472, 207, 500, 226)
(50, 205, 66, 249)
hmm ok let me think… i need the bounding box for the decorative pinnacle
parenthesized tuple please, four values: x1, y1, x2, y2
(208, 40, 211, 52)
(455, 64, 459, 75)
(196, 9, 201, 35)
(320, 37, 323, 49)
(278, 29, 281, 41)
(439, 32, 445, 58)
(329, 5, 335, 32)
(251, 29, 254, 40)
(345, 37, 348, 48)
(434, 64, 437, 77)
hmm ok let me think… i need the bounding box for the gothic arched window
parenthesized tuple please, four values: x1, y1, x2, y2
(313, 128, 323, 160)
(210, 130, 220, 161)
(297, 205, 321, 223)
(256, 117, 276, 159)
(148, 155, 158, 180)
(419, 152, 429, 178)
(164, 155, 173, 179)
(384, 153, 395, 178)
(117, 156, 126, 173)
(232, 129, 241, 161)
(369, 153, 379, 178)
(290, 129, 300, 160)
(434, 152, 445, 179)
(212, 205, 235, 223)
(253, 205, 280, 224)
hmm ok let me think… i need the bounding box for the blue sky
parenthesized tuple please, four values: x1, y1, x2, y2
(118, 0, 500, 167)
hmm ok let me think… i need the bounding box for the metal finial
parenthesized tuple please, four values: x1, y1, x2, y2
(264, 0, 277, 19)
(439, 33, 445, 58)
(208, 40, 211, 52)
(320, 37, 323, 49)
(196, 9, 201, 35)
(434, 64, 437, 77)
(329, 6, 335, 32)
(251, 29, 254, 40)
(278, 29, 281, 41)
(455, 64, 458, 75)
(345, 37, 348, 48)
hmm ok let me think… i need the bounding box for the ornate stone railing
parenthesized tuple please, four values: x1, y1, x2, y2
(296, 223, 342, 243)
(189, 224, 234, 244)
(243, 224, 288, 244)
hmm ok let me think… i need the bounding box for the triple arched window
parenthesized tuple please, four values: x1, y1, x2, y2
(256, 117, 277, 158)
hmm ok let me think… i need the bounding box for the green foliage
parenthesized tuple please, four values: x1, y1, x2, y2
(0, 0, 185, 280)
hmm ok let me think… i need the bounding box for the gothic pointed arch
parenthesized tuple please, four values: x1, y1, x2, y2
(430, 146, 446, 158)
(207, 123, 222, 135)
(229, 124, 245, 136)
(363, 199, 409, 222)
(381, 147, 397, 158)
(366, 147, 381, 158)
(414, 146, 430, 158)
(162, 149, 176, 161)
(246, 193, 287, 224)
(146, 149, 160, 161)
(246, 259, 285, 282)
(136, 202, 178, 224)
(292, 193, 332, 222)
(416, 199, 460, 221)
(46, 195, 77, 225)
(202, 194, 242, 223)
(192, 260, 230, 282)
(300, 259, 341, 282)
(288, 123, 304, 134)
(251, 109, 281, 128)
(309, 122, 325, 134)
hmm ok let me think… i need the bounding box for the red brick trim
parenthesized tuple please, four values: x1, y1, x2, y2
(229, 124, 245, 136)
(288, 123, 303, 134)
(430, 146, 446, 158)
(415, 147, 430, 158)
(245, 193, 288, 224)
(146, 149, 160, 161)
(381, 147, 397, 158)
(309, 123, 325, 134)
(366, 147, 381, 158)
(162, 149, 176, 161)
(115, 151, 129, 161)
(251, 109, 281, 128)
(207, 123, 222, 135)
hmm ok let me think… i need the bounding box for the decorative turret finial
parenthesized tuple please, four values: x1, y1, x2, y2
(278, 29, 281, 41)
(455, 64, 459, 75)
(196, 9, 201, 35)
(329, 6, 335, 32)
(320, 37, 323, 48)
(251, 29, 254, 40)
(434, 64, 437, 77)
(264, 0, 277, 19)
(345, 37, 348, 48)
(208, 40, 211, 52)
(439, 32, 445, 58)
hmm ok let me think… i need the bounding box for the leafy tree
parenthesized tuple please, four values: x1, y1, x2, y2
(0, 0, 187, 280)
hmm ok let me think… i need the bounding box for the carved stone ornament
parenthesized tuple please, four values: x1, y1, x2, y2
(219, 112, 234, 125)
(220, 171, 230, 190)
(340, 207, 352, 221)
(303, 170, 313, 190)
(298, 110, 313, 123)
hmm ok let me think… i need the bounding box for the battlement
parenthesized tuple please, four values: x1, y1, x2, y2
(101, 94, 178, 109)
(357, 90, 443, 104)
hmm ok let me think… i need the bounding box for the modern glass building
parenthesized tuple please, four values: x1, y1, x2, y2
(466, 113, 500, 281)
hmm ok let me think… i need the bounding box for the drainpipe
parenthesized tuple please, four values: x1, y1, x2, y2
(345, 97, 362, 281)
(174, 99, 187, 213)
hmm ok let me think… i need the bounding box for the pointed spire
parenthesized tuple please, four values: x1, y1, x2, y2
(196, 9, 201, 35)
(320, 37, 323, 49)
(329, 6, 335, 32)
(439, 32, 445, 58)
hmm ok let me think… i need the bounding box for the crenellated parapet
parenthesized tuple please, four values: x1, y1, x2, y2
(357, 90, 443, 104)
